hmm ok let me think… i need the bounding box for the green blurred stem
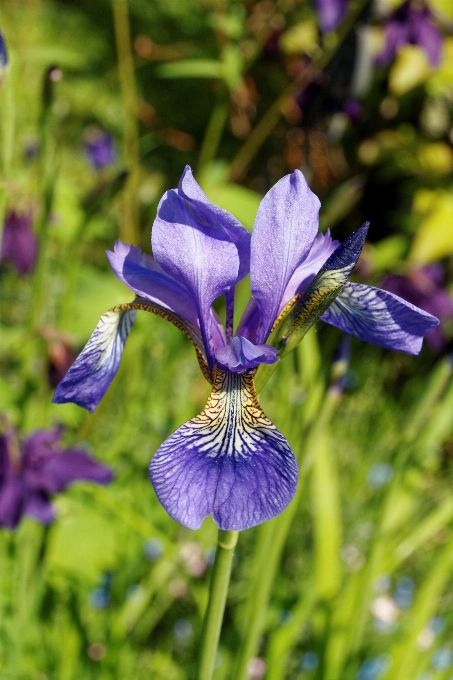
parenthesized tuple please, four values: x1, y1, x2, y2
(113, 0, 140, 245)
(29, 89, 59, 329)
(0, 57, 15, 241)
(58, 216, 90, 327)
(198, 90, 229, 172)
(197, 529, 238, 680)
(234, 387, 341, 680)
(227, 0, 369, 182)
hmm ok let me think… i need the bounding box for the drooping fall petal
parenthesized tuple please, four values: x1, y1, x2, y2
(321, 283, 439, 354)
(149, 369, 298, 531)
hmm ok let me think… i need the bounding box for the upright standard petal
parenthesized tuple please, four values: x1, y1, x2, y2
(153, 187, 240, 365)
(250, 170, 320, 344)
(178, 166, 251, 281)
(107, 241, 200, 327)
(279, 230, 340, 312)
(149, 369, 298, 531)
(321, 283, 439, 354)
(53, 307, 136, 412)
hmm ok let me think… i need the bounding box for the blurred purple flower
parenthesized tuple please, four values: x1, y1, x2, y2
(0, 210, 38, 275)
(376, 0, 443, 67)
(84, 128, 117, 170)
(0, 424, 113, 529)
(382, 265, 453, 351)
(0, 30, 8, 88)
(314, 0, 347, 33)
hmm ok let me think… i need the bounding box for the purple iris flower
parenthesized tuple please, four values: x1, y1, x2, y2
(53, 166, 438, 531)
(0, 210, 38, 275)
(314, 0, 347, 33)
(382, 265, 453, 351)
(84, 128, 117, 170)
(376, 0, 443, 68)
(0, 425, 112, 530)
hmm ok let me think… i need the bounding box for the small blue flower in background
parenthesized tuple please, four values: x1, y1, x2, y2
(356, 654, 392, 680)
(53, 166, 438, 531)
(300, 651, 319, 671)
(0, 210, 38, 275)
(367, 463, 394, 489)
(376, 0, 443, 68)
(0, 423, 113, 530)
(431, 647, 453, 672)
(174, 618, 193, 643)
(84, 126, 117, 170)
(393, 576, 415, 609)
(144, 536, 164, 561)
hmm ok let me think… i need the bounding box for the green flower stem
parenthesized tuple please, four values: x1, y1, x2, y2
(227, 0, 369, 182)
(29, 75, 59, 329)
(197, 529, 239, 680)
(112, 0, 140, 245)
(197, 90, 229, 172)
(234, 387, 341, 680)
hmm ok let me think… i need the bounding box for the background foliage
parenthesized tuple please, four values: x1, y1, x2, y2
(0, 0, 453, 678)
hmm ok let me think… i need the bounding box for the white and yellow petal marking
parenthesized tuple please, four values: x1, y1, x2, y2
(113, 297, 211, 382)
(53, 296, 212, 413)
(149, 368, 298, 531)
(53, 307, 137, 412)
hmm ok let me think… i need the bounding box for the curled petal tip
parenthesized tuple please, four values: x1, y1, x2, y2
(324, 222, 369, 271)
(215, 336, 279, 373)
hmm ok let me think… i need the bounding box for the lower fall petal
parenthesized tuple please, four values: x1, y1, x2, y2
(149, 368, 298, 531)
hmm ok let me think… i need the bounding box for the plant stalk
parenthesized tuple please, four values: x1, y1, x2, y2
(197, 529, 238, 680)
(112, 0, 140, 245)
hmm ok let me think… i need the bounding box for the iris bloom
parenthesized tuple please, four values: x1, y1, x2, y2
(0, 425, 112, 529)
(1, 210, 38, 275)
(376, 0, 443, 68)
(313, 0, 347, 33)
(382, 264, 453, 352)
(54, 167, 438, 531)
(84, 127, 117, 170)
(0, 30, 8, 88)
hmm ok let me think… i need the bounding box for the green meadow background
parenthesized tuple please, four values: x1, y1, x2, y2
(0, 0, 453, 678)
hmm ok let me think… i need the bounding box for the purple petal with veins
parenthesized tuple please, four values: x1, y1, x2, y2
(107, 241, 199, 327)
(250, 170, 320, 344)
(321, 283, 439, 354)
(178, 166, 251, 281)
(53, 307, 136, 412)
(279, 230, 340, 311)
(149, 370, 298, 531)
(153, 185, 241, 366)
